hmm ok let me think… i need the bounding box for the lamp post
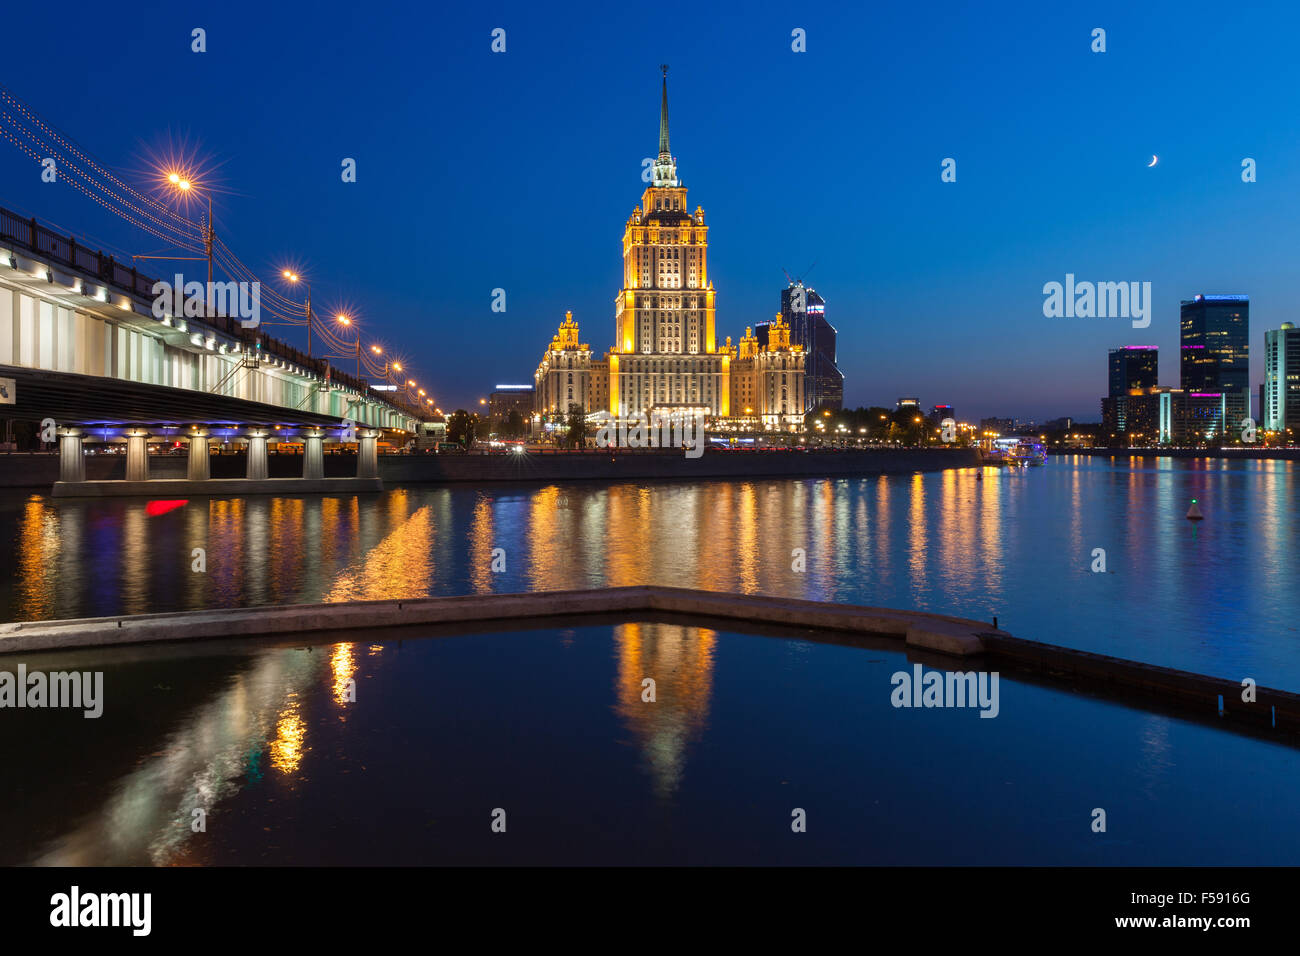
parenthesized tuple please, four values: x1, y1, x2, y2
(167, 173, 213, 285)
(330, 313, 359, 379)
(282, 271, 312, 357)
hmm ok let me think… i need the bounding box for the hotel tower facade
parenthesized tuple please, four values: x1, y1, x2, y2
(535, 69, 805, 432)
(610, 67, 728, 421)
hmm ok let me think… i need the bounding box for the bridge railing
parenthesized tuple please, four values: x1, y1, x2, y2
(0, 204, 426, 423)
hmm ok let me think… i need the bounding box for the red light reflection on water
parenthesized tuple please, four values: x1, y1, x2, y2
(145, 499, 189, 516)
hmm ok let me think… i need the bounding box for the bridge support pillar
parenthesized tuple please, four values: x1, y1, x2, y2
(125, 429, 151, 482)
(57, 428, 84, 482)
(357, 429, 380, 479)
(187, 429, 211, 481)
(302, 429, 325, 480)
(246, 431, 269, 480)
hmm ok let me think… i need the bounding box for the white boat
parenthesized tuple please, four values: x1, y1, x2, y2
(987, 438, 1047, 466)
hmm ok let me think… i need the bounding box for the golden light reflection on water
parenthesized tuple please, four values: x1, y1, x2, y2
(613, 621, 716, 798)
(907, 472, 928, 586)
(324, 504, 435, 602)
(269, 693, 306, 774)
(735, 483, 760, 593)
(331, 643, 357, 706)
(14, 495, 57, 620)
(468, 496, 495, 594)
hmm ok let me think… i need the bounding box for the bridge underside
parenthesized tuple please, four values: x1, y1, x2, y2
(1, 364, 348, 429)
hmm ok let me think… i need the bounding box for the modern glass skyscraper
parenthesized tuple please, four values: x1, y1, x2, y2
(762, 282, 843, 412)
(1264, 322, 1300, 436)
(1179, 294, 1250, 424)
(1108, 346, 1158, 397)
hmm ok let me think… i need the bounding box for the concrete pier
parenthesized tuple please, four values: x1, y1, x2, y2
(124, 430, 150, 481)
(302, 429, 325, 480)
(186, 429, 211, 481)
(57, 428, 84, 483)
(357, 429, 380, 479)
(246, 431, 269, 480)
(3, 585, 1297, 737)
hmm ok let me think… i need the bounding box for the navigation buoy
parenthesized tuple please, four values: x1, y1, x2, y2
(1186, 499, 1204, 521)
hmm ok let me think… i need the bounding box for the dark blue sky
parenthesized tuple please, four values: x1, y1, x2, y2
(2, 0, 1296, 420)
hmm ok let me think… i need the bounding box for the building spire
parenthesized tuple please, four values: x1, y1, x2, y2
(658, 64, 671, 159)
(651, 65, 679, 188)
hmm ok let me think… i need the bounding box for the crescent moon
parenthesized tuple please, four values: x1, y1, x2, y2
(1148, 155, 1158, 167)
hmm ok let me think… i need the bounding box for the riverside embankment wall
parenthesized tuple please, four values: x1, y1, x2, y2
(378, 447, 981, 484)
(0, 447, 981, 489)
(1055, 448, 1300, 462)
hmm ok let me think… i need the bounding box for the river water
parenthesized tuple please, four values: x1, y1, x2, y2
(2, 455, 1297, 865)
(1, 455, 1295, 687)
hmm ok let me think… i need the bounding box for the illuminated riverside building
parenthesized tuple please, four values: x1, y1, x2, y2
(1180, 294, 1250, 425)
(1109, 346, 1159, 398)
(1263, 322, 1300, 437)
(758, 282, 843, 412)
(488, 385, 533, 423)
(607, 67, 731, 423)
(1101, 346, 1160, 436)
(724, 315, 806, 428)
(530, 68, 806, 433)
(534, 311, 595, 416)
(1102, 386, 1229, 444)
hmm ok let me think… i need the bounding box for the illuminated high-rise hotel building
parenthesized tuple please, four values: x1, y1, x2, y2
(609, 67, 730, 420)
(532, 69, 805, 432)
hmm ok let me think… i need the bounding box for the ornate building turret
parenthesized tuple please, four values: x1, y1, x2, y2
(737, 325, 759, 360)
(764, 313, 793, 351)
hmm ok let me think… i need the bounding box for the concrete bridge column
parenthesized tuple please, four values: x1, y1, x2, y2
(125, 429, 151, 482)
(187, 429, 211, 481)
(57, 428, 85, 483)
(302, 429, 325, 480)
(357, 428, 380, 479)
(246, 430, 269, 480)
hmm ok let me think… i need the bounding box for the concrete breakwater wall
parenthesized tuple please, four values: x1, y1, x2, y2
(3, 585, 1296, 738)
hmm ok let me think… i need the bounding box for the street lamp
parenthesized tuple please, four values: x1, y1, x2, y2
(167, 172, 214, 285)
(282, 271, 313, 357)
(330, 312, 363, 379)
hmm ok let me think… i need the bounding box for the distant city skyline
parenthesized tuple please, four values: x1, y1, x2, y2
(1, 0, 1296, 420)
